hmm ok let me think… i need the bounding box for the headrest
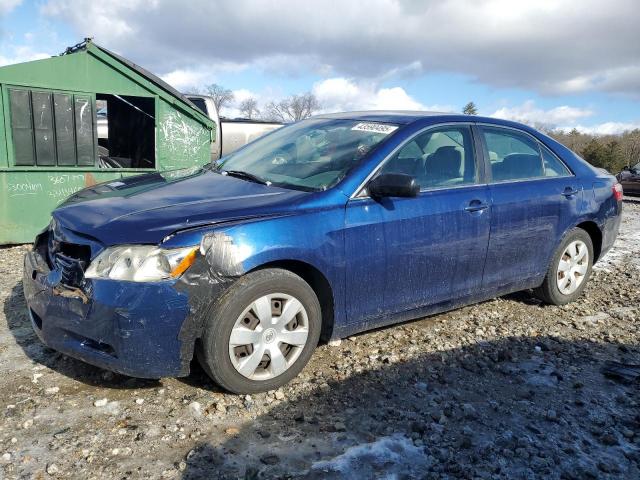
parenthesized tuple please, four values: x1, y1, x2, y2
(501, 153, 543, 178)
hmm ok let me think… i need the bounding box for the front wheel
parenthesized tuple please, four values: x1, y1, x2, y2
(197, 268, 321, 394)
(534, 228, 594, 305)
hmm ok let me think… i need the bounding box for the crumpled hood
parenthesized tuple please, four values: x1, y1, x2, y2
(52, 167, 307, 245)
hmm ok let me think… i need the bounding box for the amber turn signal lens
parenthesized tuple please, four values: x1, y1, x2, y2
(170, 248, 198, 278)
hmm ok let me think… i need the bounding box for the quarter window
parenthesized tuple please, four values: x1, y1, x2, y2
(482, 127, 544, 181)
(541, 144, 571, 177)
(379, 126, 478, 189)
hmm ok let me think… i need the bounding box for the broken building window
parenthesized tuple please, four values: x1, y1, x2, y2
(96, 94, 155, 169)
(9, 87, 96, 167)
(8, 88, 156, 169)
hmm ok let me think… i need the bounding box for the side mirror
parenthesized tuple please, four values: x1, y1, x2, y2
(368, 173, 420, 198)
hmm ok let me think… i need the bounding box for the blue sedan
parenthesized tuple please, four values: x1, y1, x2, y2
(23, 112, 623, 393)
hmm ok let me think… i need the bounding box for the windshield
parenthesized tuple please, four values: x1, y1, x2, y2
(217, 118, 398, 191)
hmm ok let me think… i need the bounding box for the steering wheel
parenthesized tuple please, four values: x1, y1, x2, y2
(271, 150, 292, 165)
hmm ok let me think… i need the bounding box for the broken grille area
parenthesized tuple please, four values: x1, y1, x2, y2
(55, 253, 86, 287)
(42, 228, 92, 287)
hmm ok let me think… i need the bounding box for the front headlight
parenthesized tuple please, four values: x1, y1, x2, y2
(84, 245, 198, 282)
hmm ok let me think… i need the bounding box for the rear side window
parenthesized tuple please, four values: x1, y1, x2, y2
(482, 127, 543, 182)
(380, 125, 478, 189)
(541, 144, 571, 177)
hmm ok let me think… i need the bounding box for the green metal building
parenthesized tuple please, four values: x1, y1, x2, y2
(0, 39, 215, 244)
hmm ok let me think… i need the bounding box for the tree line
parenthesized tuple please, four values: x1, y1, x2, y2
(201, 88, 638, 174)
(546, 129, 640, 174)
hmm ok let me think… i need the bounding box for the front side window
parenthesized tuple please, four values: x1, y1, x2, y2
(379, 125, 478, 189)
(482, 127, 544, 181)
(218, 119, 398, 191)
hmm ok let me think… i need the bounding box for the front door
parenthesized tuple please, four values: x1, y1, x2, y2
(344, 124, 491, 323)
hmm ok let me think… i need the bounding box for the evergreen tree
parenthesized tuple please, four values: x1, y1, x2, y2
(605, 140, 626, 173)
(581, 139, 608, 169)
(462, 102, 478, 115)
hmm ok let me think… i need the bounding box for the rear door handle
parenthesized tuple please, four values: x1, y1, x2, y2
(464, 200, 489, 212)
(562, 187, 579, 197)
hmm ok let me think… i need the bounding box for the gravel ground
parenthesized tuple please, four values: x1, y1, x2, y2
(1, 201, 639, 479)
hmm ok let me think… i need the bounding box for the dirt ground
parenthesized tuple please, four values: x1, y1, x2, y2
(1, 201, 639, 479)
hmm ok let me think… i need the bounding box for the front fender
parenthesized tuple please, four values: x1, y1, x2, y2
(169, 207, 348, 341)
(222, 209, 344, 284)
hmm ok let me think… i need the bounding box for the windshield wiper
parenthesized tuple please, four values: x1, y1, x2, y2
(222, 169, 271, 186)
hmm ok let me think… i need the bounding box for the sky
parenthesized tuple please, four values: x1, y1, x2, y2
(0, 0, 638, 134)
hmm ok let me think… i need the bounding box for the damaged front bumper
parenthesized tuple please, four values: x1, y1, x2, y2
(23, 249, 195, 378)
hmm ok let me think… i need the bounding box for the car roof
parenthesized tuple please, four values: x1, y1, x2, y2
(313, 110, 530, 130)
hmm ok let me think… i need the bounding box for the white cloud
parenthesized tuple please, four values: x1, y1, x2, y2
(568, 122, 640, 135)
(490, 100, 639, 134)
(40, 0, 142, 38)
(160, 61, 248, 92)
(232, 88, 257, 104)
(490, 100, 594, 127)
(312, 77, 453, 113)
(161, 69, 209, 92)
(0, 45, 49, 67)
(40, 0, 640, 96)
(556, 66, 640, 95)
(0, 0, 21, 15)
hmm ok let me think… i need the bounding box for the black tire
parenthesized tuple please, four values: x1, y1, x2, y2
(197, 268, 321, 394)
(534, 228, 594, 306)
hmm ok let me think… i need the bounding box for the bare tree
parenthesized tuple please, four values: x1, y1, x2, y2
(264, 92, 320, 123)
(203, 83, 234, 113)
(622, 129, 640, 167)
(239, 97, 260, 120)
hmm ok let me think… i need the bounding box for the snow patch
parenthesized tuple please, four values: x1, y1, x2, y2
(311, 434, 430, 478)
(594, 202, 640, 272)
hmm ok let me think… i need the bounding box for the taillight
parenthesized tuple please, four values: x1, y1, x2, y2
(613, 183, 623, 201)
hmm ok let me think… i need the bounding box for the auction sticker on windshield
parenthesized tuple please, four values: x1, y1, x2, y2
(351, 122, 399, 134)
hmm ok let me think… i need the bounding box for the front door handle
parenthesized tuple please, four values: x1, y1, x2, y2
(464, 200, 489, 212)
(562, 187, 579, 197)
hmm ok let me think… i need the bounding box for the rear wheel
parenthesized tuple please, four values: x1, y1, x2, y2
(534, 228, 593, 305)
(197, 268, 321, 394)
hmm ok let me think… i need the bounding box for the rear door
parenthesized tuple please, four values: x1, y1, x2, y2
(478, 125, 580, 291)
